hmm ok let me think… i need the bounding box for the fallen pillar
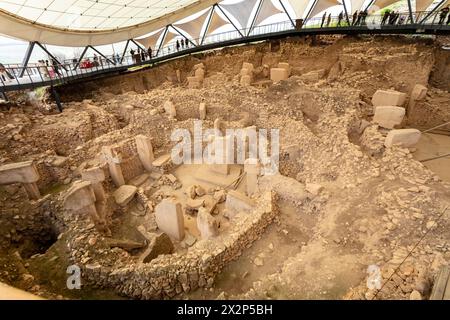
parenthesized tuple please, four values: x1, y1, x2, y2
(0, 160, 40, 200)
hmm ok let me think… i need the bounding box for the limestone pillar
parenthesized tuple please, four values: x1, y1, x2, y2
(0, 160, 41, 200)
(197, 207, 219, 239)
(244, 158, 261, 196)
(81, 166, 106, 202)
(23, 183, 41, 200)
(135, 134, 154, 171)
(199, 102, 206, 120)
(155, 199, 185, 241)
(101, 146, 125, 187)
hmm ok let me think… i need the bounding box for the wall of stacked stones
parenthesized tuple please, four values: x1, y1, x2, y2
(113, 138, 145, 182)
(82, 191, 278, 299)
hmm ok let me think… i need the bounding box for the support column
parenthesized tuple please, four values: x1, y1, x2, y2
(19, 41, 35, 78)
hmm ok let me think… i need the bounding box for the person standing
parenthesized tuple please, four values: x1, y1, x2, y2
(52, 58, 61, 76)
(352, 11, 358, 25)
(147, 46, 152, 59)
(176, 40, 180, 51)
(337, 11, 344, 26)
(321, 12, 327, 27)
(381, 10, 390, 25)
(361, 10, 368, 25)
(439, 6, 449, 24)
(326, 13, 331, 27)
(130, 48, 135, 63)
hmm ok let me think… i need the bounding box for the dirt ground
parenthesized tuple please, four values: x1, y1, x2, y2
(1, 34, 450, 300)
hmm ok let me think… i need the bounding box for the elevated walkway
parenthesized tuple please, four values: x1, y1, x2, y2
(1, 13, 449, 95)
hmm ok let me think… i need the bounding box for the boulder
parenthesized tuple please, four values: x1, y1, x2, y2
(270, 68, 289, 82)
(384, 129, 421, 148)
(372, 90, 407, 107)
(113, 185, 137, 206)
(373, 106, 405, 129)
(197, 207, 219, 239)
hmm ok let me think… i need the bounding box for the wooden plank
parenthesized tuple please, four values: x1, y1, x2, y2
(430, 266, 450, 300)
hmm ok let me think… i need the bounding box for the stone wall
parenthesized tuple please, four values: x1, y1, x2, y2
(81, 191, 278, 299)
(113, 138, 145, 183)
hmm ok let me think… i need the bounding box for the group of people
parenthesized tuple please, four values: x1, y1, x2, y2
(381, 10, 405, 25)
(175, 38, 190, 51)
(321, 10, 369, 28)
(37, 59, 61, 79)
(351, 10, 369, 26)
(438, 6, 450, 25)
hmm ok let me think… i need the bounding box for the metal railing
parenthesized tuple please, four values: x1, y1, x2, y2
(1, 10, 449, 92)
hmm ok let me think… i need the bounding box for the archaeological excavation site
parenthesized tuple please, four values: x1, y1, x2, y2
(2, 29, 450, 301)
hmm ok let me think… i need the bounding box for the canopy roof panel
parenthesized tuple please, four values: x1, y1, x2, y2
(0, 0, 199, 30)
(0, 0, 218, 46)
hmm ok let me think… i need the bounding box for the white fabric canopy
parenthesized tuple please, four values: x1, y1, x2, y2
(0, 0, 218, 46)
(287, 0, 310, 19)
(205, 9, 230, 36)
(415, 0, 436, 11)
(135, 29, 164, 50)
(219, 0, 259, 28)
(254, 0, 285, 26)
(308, 0, 341, 18)
(349, 0, 367, 12)
(369, 0, 400, 10)
(174, 9, 212, 40)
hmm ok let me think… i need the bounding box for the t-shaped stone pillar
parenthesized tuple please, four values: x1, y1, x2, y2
(154, 198, 185, 241)
(135, 134, 154, 172)
(0, 160, 41, 200)
(63, 180, 110, 235)
(101, 146, 125, 187)
(81, 166, 106, 202)
(244, 158, 261, 196)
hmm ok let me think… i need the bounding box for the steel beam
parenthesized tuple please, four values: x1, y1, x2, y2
(130, 39, 147, 52)
(73, 46, 89, 70)
(364, 0, 376, 12)
(201, 7, 215, 45)
(156, 27, 169, 56)
(278, 0, 295, 27)
(305, 0, 320, 22)
(342, 0, 351, 25)
(120, 39, 131, 63)
(19, 41, 35, 78)
(420, 0, 447, 24)
(406, 0, 414, 23)
(216, 4, 245, 37)
(248, 0, 264, 36)
(170, 24, 197, 47)
(35, 42, 67, 71)
(88, 45, 116, 65)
